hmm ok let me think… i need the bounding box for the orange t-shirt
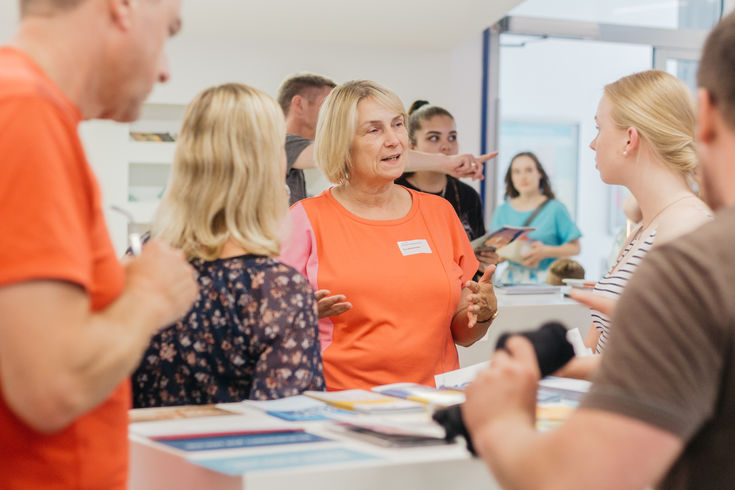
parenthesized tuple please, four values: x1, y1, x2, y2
(0, 47, 128, 489)
(281, 188, 479, 390)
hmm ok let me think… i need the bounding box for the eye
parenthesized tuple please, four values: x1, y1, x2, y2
(428, 135, 439, 142)
(448, 135, 457, 142)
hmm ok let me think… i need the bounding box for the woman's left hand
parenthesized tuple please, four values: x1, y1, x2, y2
(521, 241, 547, 268)
(465, 265, 498, 328)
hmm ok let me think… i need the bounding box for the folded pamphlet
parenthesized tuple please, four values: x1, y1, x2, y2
(494, 284, 561, 295)
(303, 389, 425, 414)
(332, 421, 450, 448)
(371, 383, 465, 407)
(434, 361, 490, 389)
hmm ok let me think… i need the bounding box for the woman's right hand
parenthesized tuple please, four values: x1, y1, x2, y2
(465, 265, 498, 328)
(445, 152, 498, 180)
(314, 289, 352, 319)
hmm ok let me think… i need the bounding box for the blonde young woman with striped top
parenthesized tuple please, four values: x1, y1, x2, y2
(560, 70, 712, 379)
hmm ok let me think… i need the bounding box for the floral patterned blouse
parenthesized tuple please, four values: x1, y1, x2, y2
(132, 255, 325, 408)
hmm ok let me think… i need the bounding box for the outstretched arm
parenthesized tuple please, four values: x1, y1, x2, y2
(406, 150, 498, 180)
(287, 141, 497, 181)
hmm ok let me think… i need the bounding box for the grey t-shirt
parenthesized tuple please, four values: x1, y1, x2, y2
(285, 133, 312, 206)
(580, 205, 735, 489)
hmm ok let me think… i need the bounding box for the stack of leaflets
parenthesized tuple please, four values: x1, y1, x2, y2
(303, 389, 425, 414)
(536, 377, 591, 432)
(221, 395, 349, 421)
(495, 284, 561, 295)
(371, 383, 465, 408)
(331, 420, 449, 448)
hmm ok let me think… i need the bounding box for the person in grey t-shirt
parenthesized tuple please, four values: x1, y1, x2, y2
(278, 74, 336, 205)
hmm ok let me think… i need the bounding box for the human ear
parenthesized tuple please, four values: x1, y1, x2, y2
(290, 95, 305, 115)
(625, 127, 640, 154)
(108, 0, 133, 30)
(697, 88, 716, 144)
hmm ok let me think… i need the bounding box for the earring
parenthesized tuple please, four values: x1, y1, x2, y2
(623, 150, 628, 156)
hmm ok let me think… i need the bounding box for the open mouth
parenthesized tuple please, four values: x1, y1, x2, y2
(381, 153, 401, 162)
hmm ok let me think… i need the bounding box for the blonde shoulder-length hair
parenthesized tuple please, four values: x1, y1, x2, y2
(604, 70, 697, 182)
(152, 83, 288, 260)
(315, 80, 406, 185)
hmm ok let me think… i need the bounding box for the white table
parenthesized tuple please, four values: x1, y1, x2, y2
(128, 292, 591, 490)
(458, 291, 591, 367)
(128, 407, 498, 490)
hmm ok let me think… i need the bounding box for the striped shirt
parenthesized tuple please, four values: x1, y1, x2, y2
(593, 226, 657, 353)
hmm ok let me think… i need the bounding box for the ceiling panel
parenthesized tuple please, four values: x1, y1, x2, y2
(0, 0, 523, 49)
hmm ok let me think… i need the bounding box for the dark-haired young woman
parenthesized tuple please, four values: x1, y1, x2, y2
(489, 152, 581, 284)
(395, 101, 494, 271)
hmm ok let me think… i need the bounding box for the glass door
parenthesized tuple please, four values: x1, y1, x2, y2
(483, 3, 723, 279)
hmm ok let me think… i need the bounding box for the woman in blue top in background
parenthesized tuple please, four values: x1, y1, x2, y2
(489, 152, 581, 283)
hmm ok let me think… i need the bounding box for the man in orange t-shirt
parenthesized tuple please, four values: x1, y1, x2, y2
(0, 1, 197, 489)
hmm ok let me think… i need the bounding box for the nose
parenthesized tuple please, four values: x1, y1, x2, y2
(157, 51, 171, 84)
(384, 127, 401, 147)
(589, 135, 597, 151)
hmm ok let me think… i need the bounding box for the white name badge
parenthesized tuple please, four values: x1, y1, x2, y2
(397, 239, 432, 256)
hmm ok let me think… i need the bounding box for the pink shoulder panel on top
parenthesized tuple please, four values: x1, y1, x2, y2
(279, 200, 333, 352)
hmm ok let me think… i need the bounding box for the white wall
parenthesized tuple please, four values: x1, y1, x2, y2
(81, 33, 486, 253)
(510, 0, 679, 27)
(450, 33, 485, 163)
(0, 3, 17, 41)
(150, 33, 484, 154)
(0, 3, 487, 254)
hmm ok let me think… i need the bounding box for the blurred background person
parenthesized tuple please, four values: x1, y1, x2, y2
(280, 80, 497, 390)
(277, 73, 336, 205)
(132, 83, 325, 407)
(545, 258, 585, 286)
(489, 151, 581, 284)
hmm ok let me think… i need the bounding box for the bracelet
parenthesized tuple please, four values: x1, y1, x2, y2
(476, 309, 499, 324)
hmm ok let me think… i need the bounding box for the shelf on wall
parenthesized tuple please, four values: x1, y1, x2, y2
(128, 141, 176, 164)
(138, 103, 187, 122)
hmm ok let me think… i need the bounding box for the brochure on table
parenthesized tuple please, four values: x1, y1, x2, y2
(302, 389, 426, 413)
(372, 382, 465, 407)
(130, 412, 385, 476)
